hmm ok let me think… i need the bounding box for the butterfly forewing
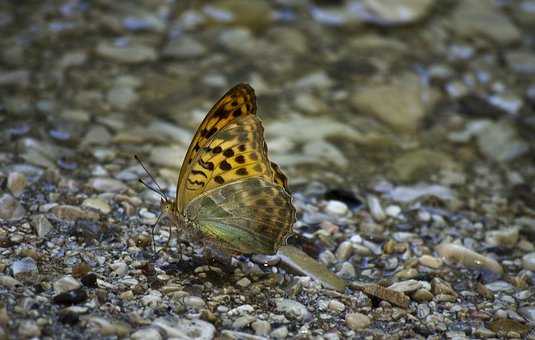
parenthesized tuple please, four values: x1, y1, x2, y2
(177, 84, 257, 208)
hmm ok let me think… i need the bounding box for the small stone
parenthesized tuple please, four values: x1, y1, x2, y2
(485, 227, 519, 248)
(335, 241, 353, 261)
(131, 328, 162, 340)
(351, 73, 427, 131)
(31, 215, 54, 238)
(142, 291, 162, 306)
(153, 318, 215, 340)
(54, 276, 82, 294)
(337, 261, 356, 280)
(270, 326, 288, 339)
(0, 275, 22, 289)
(367, 195, 386, 221)
(518, 306, 535, 323)
(89, 177, 127, 193)
(275, 298, 311, 321)
(81, 126, 112, 146)
(327, 300, 345, 313)
(419, 255, 443, 269)
(87, 317, 130, 337)
(0, 193, 26, 220)
(232, 315, 255, 329)
(476, 120, 529, 162)
(395, 268, 418, 280)
(7, 172, 27, 197)
(96, 42, 157, 64)
(162, 35, 206, 59)
(388, 279, 422, 293)
(385, 205, 401, 217)
(345, 312, 371, 330)
(236, 277, 251, 288)
(325, 200, 348, 216)
(82, 197, 111, 214)
(449, 0, 521, 45)
(110, 261, 128, 276)
(522, 252, 535, 271)
(11, 257, 38, 281)
(183, 296, 206, 309)
(485, 281, 514, 292)
(251, 320, 271, 336)
(294, 92, 328, 114)
(53, 288, 88, 305)
(50, 205, 99, 221)
(18, 320, 41, 338)
(412, 289, 433, 302)
(107, 85, 138, 110)
(360, 0, 434, 25)
(435, 243, 503, 275)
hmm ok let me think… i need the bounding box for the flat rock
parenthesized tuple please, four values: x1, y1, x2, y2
(351, 73, 428, 131)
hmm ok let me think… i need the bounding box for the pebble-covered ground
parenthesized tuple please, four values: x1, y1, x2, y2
(1, 0, 535, 339)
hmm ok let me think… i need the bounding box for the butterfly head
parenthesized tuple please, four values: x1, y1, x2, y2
(160, 198, 176, 216)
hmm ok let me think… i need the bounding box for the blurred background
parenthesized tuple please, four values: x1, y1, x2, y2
(1, 1, 535, 338)
(0, 0, 533, 199)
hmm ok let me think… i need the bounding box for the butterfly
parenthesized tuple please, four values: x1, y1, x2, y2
(142, 84, 295, 255)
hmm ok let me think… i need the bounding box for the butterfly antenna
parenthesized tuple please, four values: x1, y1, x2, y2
(134, 155, 168, 200)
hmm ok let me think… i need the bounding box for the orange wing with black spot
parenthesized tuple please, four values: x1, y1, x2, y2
(176, 84, 290, 211)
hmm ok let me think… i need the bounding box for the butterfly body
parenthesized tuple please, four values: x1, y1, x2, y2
(161, 84, 295, 255)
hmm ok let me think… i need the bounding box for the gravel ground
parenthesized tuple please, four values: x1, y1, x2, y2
(1, 0, 534, 339)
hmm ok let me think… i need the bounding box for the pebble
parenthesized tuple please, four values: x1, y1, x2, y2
(31, 214, 54, 238)
(131, 328, 162, 340)
(419, 255, 443, 269)
(82, 197, 111, 214)
(89, 177, 127, 193)
(485, 281, 514, 292)
(0, 275, 22, 289)
(359, 0, 434, 25)
(337, 261, 356, 280)
(153, 318, 215, 340)
(388, 280, 422, 293)
(50, 205, 99, 221)
(435, 243, 503, 275)
(518, 306, 535, 323)
(485, 227, 519, 248)
(325, 200, 348, 216)
(385, 205, 401, 217)
(18, 320, 41, 338)
(275, 298, 311, 321)
(345, 312, 371, 330)
(81, 126, 112, 146)
(270, 326, 289, 339)
(53, 288, 88, 305)
(236, 277, 251, 288)
(476, 120, 529, 162)
(327, 300, 345, 313)
(183, 296, 206, 309)
(96, 42, 157, 64)
(335, 241, 353, 261)
(232, 315, 255, 329)
(522, 252, 535, 271)
(162, 35, 206, 59)
(110, 261, 128, 276)
(0, 193, 26, 220)
(367, 195, 386, 221)
(87, 317, 130, 337)
(7, 172, 27, 197)
(12, 257, 38, 281)
(412, 289, 433, 302)
(54, 276, 82, 294)
(351, 73, 426, 131)
(251, 320, 271, 336)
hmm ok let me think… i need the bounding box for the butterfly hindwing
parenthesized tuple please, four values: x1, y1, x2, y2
(185, 177, 295, 254)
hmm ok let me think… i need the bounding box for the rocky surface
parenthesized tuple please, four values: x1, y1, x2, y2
(0, 0, 534, 339)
